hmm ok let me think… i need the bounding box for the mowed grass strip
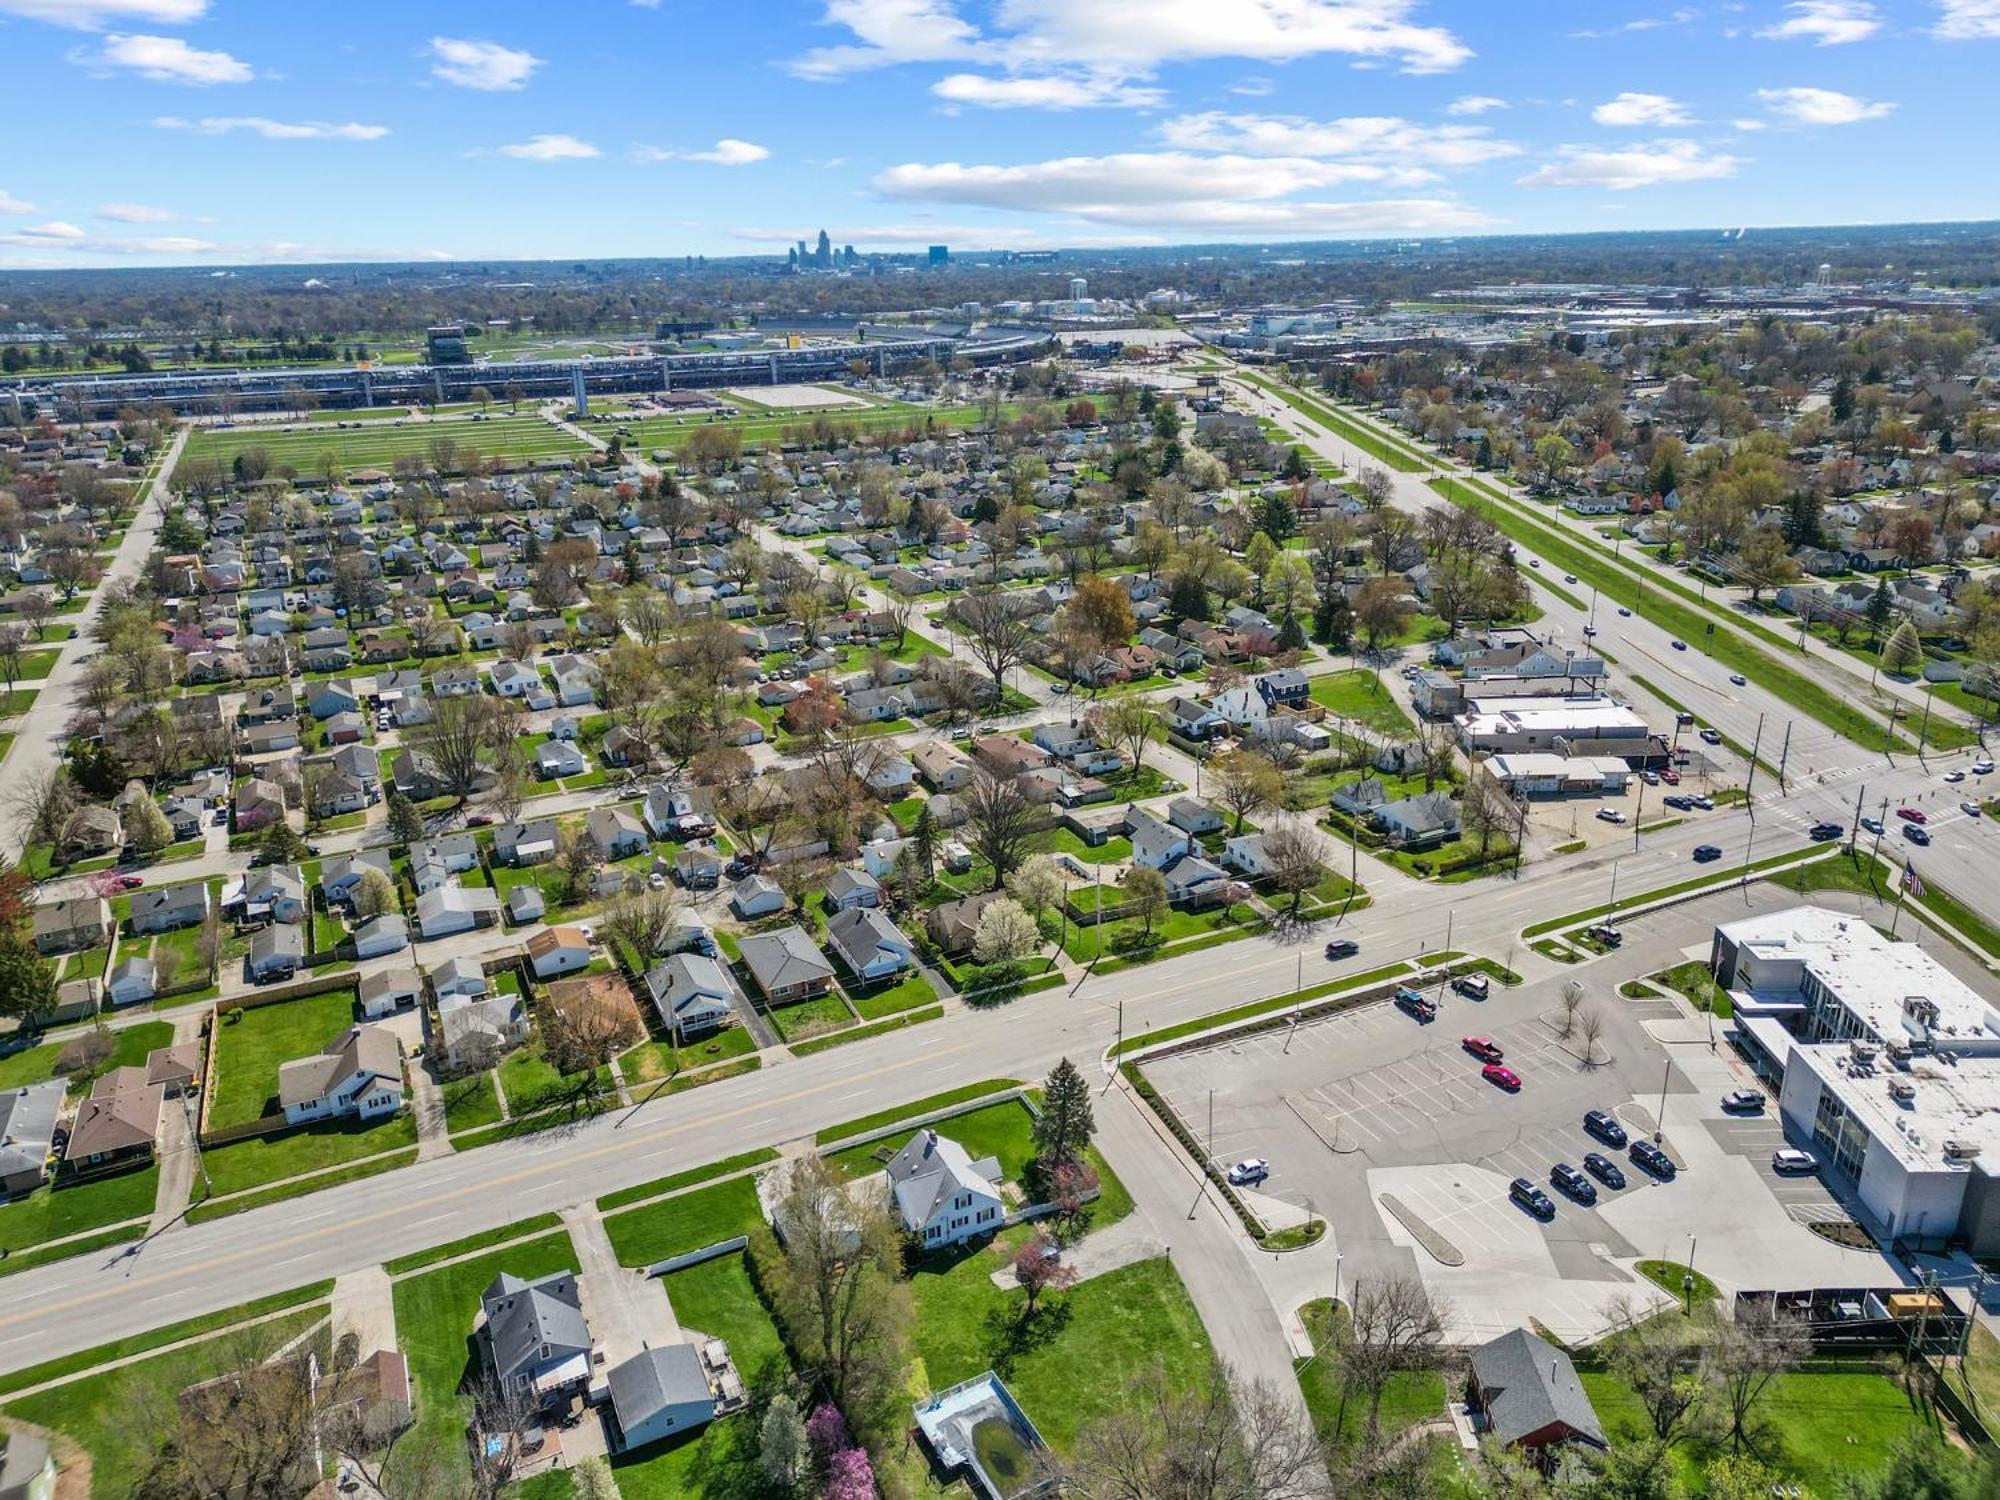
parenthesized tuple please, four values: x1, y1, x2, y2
(1238, 373, 1431, 472)
(813, 1078, 1022, 1145)
(183, 413, 588, 471)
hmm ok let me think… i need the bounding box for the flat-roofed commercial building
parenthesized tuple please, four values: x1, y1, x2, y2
(1454, 695, 1650, 756)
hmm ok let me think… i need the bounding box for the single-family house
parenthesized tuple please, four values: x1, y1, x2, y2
(826, 907, 916, 982)
(1373, 792, 1462, 849)
(643, 954, 736, 1042)
(912, 740, 975, 792)
(1465, 1328, 1607, 1468)
(0, 1080, 64, 1195)
(321, 850, 394, 910)
(495, 819, 559, 866)
(586, 806, 648, 861)
(534, 740, 587, 780)
(438, 990, 530, 1070)
(923, 890, 1005, 958)
(823, 867, 882, 911)
(479, 1271, 593, 1411)
(32, 897, 111, 955)
(525, 926, 592, 980)
(105, 957, 156, 1007)
(359, 966, 423, 1019)
(64, 1067, 163, 1170)
(738, 927, 836, 1004)
(277, 1025, 405, 1126)
(247, 922, 305, 981)
(730, 874, 786, 920)
(1166, 797, 1225, 836)
(673, 844, 723, 889)
(353, 914, 410, 959)
(414, 884, 502, 939)
(885, 1128, 1005, 1248)
(607, 1344, 719, 1451)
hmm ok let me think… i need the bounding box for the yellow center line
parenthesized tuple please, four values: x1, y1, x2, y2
(0, 1040, 981, 1333)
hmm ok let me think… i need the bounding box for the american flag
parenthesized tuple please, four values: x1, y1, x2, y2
(1902, 860, 1925, 898)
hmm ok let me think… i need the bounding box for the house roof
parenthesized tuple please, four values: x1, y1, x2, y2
(826, 907, 912, 973)
(885, 1128, 1002, 1229)
(66, 1069, 164, 1159)
(482, 1270, 589, 1383)
(739, 927, 835, 992)
(645, 953, 733, 1021)
(0, 1080, 64, 1181)
(526, 925, 589, 959)
(276, 1025, 401, 1110)
(33, 896, 108, 936)
(1471, 1328, 1606, 1450)
(359, 966, 423, 1004)
(609, 1344, 711, 1429)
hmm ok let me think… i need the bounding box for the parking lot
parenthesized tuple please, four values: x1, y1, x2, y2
(1142, 888, 1900, 1340)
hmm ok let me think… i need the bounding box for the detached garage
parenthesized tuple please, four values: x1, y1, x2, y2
(608, 1344, 716, 1451)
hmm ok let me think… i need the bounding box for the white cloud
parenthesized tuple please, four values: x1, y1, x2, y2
(84, 32, 252, 83)
(0, 0, 205, 28)
(1518, 138, 1741, 189)
(1591, 91, 1693, 126)
(631, 138, 770, 165)
(792, 0, 1470, 79)
(0, 189, 36, 213)
(1156, 111, 1520, 170)
(97, 202, 177, 221)
(1934, 0, 2000, 37)
(873, 151, 1494, 235)
(1230, 76, 1275, 96)
(1732, 117, 1769, 130)
(932, 72, 1164, 109)
(1446, 94, 1507, 115)
(497, 133, 599, 161)
(18, 220, 87, 240)
(1572, 7, 1700, 37)
(1756, 0, 1881, 44)
(428, 36, 541, 91)
(0, 233, 456, 266)
(153, 114, 389, 139)
(1754, 85, 1895, 123)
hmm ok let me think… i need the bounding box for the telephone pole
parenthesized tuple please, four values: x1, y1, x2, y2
(1744, 713, 1765, 802)
(1776, 720, 1793, 795)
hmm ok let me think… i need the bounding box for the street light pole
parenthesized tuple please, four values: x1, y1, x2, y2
(1655, 1057, 1671, 1144)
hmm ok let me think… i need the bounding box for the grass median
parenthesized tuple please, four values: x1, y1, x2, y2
(1522, 844, 1827, 938)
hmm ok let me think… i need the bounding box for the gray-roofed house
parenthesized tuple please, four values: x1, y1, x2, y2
(823, 867, 882, 911)
(438, 990, 530, 1071)
(506, 884, 547, 924)
(885, 1128, 1005, 1248)
(730, 874, 785, 920)
(129, 880, 209, 935)
(1372, 791, 1462, 850)
(105, 956, 156, 1007)
(0, 1080, 64, 1195)
(608, 1344, 719, 1451)
(248, 922, 305, 982)
(586, 805, 648, 861)
(414, 884, 502, 939)
(479, 1270, 593, 1410)
(277, 1025, 405, 1126)
(643, 954, 736, 1042)
(738, 927, 835, 1004)
(495, 818, 559, 866)
(359, 966, 423, 1019)
(1167, 796, 1226, 836)
(922, 890, 1005, 958)
(321, 850, 394, 910)
(31, 897, 110, 956)
(826, 907, 916, 982)
(0, 1427, 55, 1500)
(1465, 1327, 1606, 1466)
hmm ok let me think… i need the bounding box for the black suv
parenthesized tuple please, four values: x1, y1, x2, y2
(1583, 1109, 1628, 1148)
(1509, 1177, 1556, 1219)
(1583, 1152, 1626, 1190)
(1810, 822, 1845, 841)
(1630, 1139, 1676, 1179)
(1550, 1162, 1598, 1205)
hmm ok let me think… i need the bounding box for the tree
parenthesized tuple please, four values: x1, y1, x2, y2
(1576, 1004, 1607, 1064)
(1709, 1298, 1807, 1454)
(758, 1393, 808, 1492)
(1608, 1308, 1710, 1451)
(122, 796, 171, 854)
(1882, 620, 1923, 676)
(260, 818, 307, 863)
(354, 867, 399, 919)
(760, 1154, 911, 1435)
(408, 693, 510, 802)
(541, 979, 640, 1080)
(1352, 576, 1411, 652)
(1119, 864, 1169, 939)
(1461, 769, 1514, 859)
(8, 764, 77, 849)
(385, 787, 425, 845)
(1011, 1231, 1078, 1317)
(1342, 1274, 1450, 1444)
(0, 939, 58, 1030)
(1168, 568, 1210, 622)
(1005, 854, 1066, 919)
(966, 771, 1038, 890)
(1837, 1433, 1981, 1500)
(558, 826, 603, 902)
(1052, 1360, 1328, 1500)
(1092, 696, 1160, 778)
(1033, 1057, 1095, 1166)
(1865, 576, 1895, 644)
(1262, 823, 1331, 924)
(972, 896, 1039, 965)
(1210, 749, 1283, 832)
(1737, 526, 1800, 603)
(1357, 466, 1394, 511)
(954, 589, 1035, 701)
(1067, 573, 1137, 654)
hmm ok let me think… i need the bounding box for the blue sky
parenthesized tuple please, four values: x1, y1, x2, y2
(0, 0, 1993, 268)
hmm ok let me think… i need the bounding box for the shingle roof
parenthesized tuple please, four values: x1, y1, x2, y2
(1471, 1328, 1606, 1449)
(739, 927, 834, 993)
(481, 1270, 590, 1383)
(609, 1344, 711, 1429)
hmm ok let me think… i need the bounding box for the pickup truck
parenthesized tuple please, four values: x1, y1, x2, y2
(1394, 985, 1437, 1022)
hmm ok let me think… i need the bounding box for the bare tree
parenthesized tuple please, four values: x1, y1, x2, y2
(407, 693, 509, 802)
(953, 588, 1035, 701)
(9, 764, 77, 849)
(1052, 1359, 1330, 1500)
(539, 982, 639, 1083)
(965, 770, 1039, 890)
(1089, 697, 1162, 778)
(1341, 1274, 1451, 1445)
(1263, 823, 1332, 926)
(1606, 1300, 1711, 1454)
(1210, 749, 1283, 834)
(467, 1373, 540, 1500)
(1575, 1004, 1607, 1066)
(1560, 979, 1585, 1038)
(1709, 1299, 1808, 1455)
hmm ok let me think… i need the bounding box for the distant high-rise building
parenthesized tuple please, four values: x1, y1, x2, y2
(843, 244, 857, 266)
(816, 229, 832, 268)
(928, 244, 950, 266)
(1069, 277, 1088, 304)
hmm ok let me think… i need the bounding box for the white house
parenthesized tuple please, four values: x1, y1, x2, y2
(526, 926, 592, 980)
(277, 1025, 405, 1126)
(353, 913, 410, 958)
(359, 966, 423, 1020)
(826, 907, 915, 982)
(885, 1129, 1005, 1248)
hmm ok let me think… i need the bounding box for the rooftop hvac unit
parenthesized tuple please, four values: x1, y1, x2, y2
(1946, 1140, 1983, 1160)
(1889, 1080, 1917, 1102)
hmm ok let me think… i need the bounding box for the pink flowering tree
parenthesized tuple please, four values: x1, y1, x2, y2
(825, 1446, 875, 1500)
(805, 1403, 851, 1467)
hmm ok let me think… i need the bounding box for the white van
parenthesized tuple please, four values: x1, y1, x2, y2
(1453, 973, 1490, 1000)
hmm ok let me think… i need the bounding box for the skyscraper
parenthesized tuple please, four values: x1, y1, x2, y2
(816, 229, 832, 269)
(928, 244, 949, 267)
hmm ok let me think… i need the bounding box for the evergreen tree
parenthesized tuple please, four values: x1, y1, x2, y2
(971, 493, 999, 525)
(1280, 447, 1309, 482)
(0, 939, 59, 1030)
(1781, 491, 1824, 548)
(1865, 577, 1894, 643)
(1831, 375, 1855, 422)
(1475, 432, 1493, 469)
(385, 787, 425, 845)
(259, 819, 307, 862)
(1315, 588, 1353, 649)
(1256, 489, 1296, 543)
(1276, 612, 1306, 652)
(1168, 570, 1209, 622)
(909, 805, 939, 887)
(1033, 1057, 1095, 1166)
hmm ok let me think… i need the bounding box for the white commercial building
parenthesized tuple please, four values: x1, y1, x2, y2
(1713, 905, 2000, 1252)
(1454, 694, 1650, 756)
(1485, 753, 1633, 797)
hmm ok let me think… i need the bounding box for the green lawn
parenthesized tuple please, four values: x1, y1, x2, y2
(768, 992, 855, 1043)
(1648, 962, 1733, 1019)
(0, 1164, 158, 1254)
(849, 970, 937, 1021)
(826, 1097, 1039, 1184)
(598, 1148, 780, 1214)
(603, 1176, 764, 1267)
(1308, 669, 1415, 735)
(182, 413, 589, 472)
(497, 1043, 613, 1117)
(439, 1071, 503, 1133)
(1293, 1298, 1446, 1457)
(197, 1112, 418, 1197)
(613, 1025, 757, 1087)
(815, 1080, 1023, 1145)
(1061, 901, 1260, 965)
(208, 988, 359, 1128)
(2, 1305, 329, 1499)
(0, 1019, 172, 1094)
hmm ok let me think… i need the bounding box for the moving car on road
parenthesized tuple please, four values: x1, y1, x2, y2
(1325, 938, 1359, 959)
(1482, 1063, 1522, 1091)
(1693, 845, 1723, 862)
(1906, 826, 1932, 845)
(1550, 1162, 1598, 1205)
(1729, 674, 1747, 686)
(1699, 728, 1723, 745)
(1810, 822, 1845, 841)
(1897, 807, 1928, 823)
(1583, 1152, 1627, 1189)
(1861, 816, 1884, 835)
(1462, 1035, 1504, 1063)
(1963, 802, 1983, 818)
(1226, 1158, 1269, 1186)
(1584, 1109, 1628, 1147)
(1630, 1139, 1676, 1179)
(1510, 1178, 1556, 1219)
(1975, 759, 1995, 775)
(1945, 770, 1966, 784)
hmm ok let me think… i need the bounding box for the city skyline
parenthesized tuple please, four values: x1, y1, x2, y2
(0, 0, 1995, 268)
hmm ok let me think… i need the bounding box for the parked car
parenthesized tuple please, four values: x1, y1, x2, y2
(1482, 1063, 1522, 1091)
(113, 873, 143, 890)
(1226, 1158, 1269, 1186)
(1510, 1177, 1556, 1219)
(1641, 770, 1659, 785)
(1771, 1149, 1818, 1175)
(1453, 973, 1490, 1000)
(466, 814, 492, 828)
(1584, 924, 1623, 947)
(1699, 728, 1723, 745)
(1550, 1162, 1598, 1204)
(1906, 826, 1931, 845)
(1722, 1089, 1765, 1113)
(1693, 844, 1723, 862)
(1583, 1152, 1627, 1189)
(1810, 822, 1845, 841)
(1394, 986, 1437, 1022)
(1689, 795, 1715, 810)
(1596, 808, 1627, 825)
(1462, 1035, 1504, 1063)
(1660, 769, 1681, 785)
(1664, 794, 1692, 811)
(1630, 1139, 1676, 1178)
(1584, 1109, 1628, 1147)
(1325, 938, 1359, 959)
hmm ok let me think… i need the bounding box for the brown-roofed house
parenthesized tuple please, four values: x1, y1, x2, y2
(65, 1066, 165, 1169)
(146, 1042, 202, 1096)
(924, 890, 1007, 957)
(971, 735, 1050, 778)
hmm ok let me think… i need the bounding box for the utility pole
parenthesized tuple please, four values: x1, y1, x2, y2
(1655, 1057, 1670, 1143)
(1776, 720, 1792, 795)
(1871, 797, 1888, 864)
(1608, 859, 1620, 910)
(1632, 773, 1646, 852)
(1745, 712, 1765, 802)
(1849, 782, 1866, 856)
(1916, 682, 1935, 762)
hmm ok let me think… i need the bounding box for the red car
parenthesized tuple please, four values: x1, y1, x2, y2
(1659, 769, 1681, 785)
(1896, 807, 1928, 824)
(1482, 1063, 1522, 1091)
(1462, 1036, 1504, 1063)
(114, 874, 144, 890)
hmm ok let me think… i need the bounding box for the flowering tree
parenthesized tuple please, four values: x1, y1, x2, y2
(825, 1446, 875, 1500)
(805, 1404, 851, 1468)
